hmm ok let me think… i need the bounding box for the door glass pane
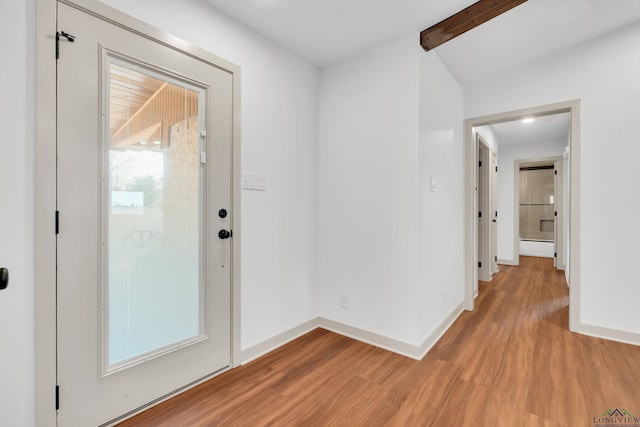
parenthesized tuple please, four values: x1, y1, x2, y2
(106, 61, 203, 368)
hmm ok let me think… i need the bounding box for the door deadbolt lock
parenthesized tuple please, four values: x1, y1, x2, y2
(218, 229, 231, 239)
(0, 268, 8, 290)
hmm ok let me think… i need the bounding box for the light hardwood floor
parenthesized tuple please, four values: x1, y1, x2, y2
(118, 257, 640, 426)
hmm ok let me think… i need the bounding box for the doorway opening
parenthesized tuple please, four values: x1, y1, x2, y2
(516, 158, 564, 270)
(463, 100, 580, 333)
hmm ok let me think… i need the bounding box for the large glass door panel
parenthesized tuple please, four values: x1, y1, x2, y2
(106, 60, 204, 371)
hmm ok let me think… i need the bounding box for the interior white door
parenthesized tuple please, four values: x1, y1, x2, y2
(56, 3, 233, 425)
(490, 151, 498, 274)
(477, 141, 485, 285)
(477, 137, 489, 283)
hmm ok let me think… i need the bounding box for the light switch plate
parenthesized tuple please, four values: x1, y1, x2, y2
(243, 172, 266, 191)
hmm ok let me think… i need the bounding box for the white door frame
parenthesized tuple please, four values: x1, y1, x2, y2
(489, 150, 498, 275)
(463, 100, 580, 329)
(35, 0, 242, 424)
(477, 135, 491, 284)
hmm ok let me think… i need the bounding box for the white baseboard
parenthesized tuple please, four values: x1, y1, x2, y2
(497, 259, 518, 266)
(317, 318, 422, 360)
(416, 303, 465, 360)
(575, 322, 640, 347)
(520, 251, 554, 258)
(240, 304, 466, 364)
(240, 317, 320, 365)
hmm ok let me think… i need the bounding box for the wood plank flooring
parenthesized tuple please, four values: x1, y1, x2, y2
(118, 257, 640, 426)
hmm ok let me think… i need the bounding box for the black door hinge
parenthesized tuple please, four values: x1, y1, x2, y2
(478, 161, 482, 167)
(495, 166, 498, 172)
(56, 31, 75, 59)
(478, 262, 482, 268)
(55, 211, 60, 234)
(554, 170, 557, 175)
(554, 252, 557, 258)
(554, 211, 557, 217)
(495, 211, 498, 217)
(478, 211, 482, 218)
(495, 256, 498, 262)
(56, 385, 60, 410)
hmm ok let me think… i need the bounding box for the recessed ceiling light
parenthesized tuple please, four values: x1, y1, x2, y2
(521, 118, 535, 124)
(153, 140, 161, 145)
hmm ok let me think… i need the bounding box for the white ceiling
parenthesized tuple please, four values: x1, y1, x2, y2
(486, 112, 570, 146)
(202, 0, 639, 144)
(435, 0, 640, 86)
(204, 0, 640, 87)
(203, 0, 475, 66)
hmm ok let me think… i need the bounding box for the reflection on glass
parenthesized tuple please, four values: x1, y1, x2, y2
(107, 63, 201, 367)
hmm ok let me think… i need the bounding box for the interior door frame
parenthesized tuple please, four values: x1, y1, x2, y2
(476, 134, 491, 284)
(35, 0, 242, 424)
(463, 100, 580, 329)
(489, 149, 498, 275)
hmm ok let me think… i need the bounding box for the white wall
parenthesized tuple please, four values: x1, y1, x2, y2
(495, 140, 565, 263)
(318, 34, 422, 344)
(417, 51, 465, 341)
(475, 126, 499, 151)
(99, 0, 319, 351)
(465, 21, 640, 338)
(0, 1, 35, 426)
(318, 34, 464, 348)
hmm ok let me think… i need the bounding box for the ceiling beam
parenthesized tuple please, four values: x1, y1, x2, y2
(420, 0, 528, 51)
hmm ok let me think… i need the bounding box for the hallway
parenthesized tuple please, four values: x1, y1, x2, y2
(120, 257, 640, 426)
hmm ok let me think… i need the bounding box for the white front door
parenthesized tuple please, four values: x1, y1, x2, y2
(56, 3, 234, 425)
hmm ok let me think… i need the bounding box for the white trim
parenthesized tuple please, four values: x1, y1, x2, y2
(497, 259, 518, 266)
(519, 251, 554, 258)
(35, 0, 242, 423)
(567, 102, 581, 332)
(240, 318, 320, 365)
(464, 100, 581, 329)
(319, 318, 422, 360)
(416, 303, 465, 360)
(321, 303, 465, 361)
(477, 135, 491, 282)
(241, 303, 465, 364)
(577, 323, 640, 348)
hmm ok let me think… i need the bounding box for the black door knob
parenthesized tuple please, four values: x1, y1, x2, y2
(0, 268, 8, 290)
(218, 229, 231, 239)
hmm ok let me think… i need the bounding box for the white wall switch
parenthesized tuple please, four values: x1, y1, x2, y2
(340, 293, 349, 309)
(242, 172, 266, 191)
